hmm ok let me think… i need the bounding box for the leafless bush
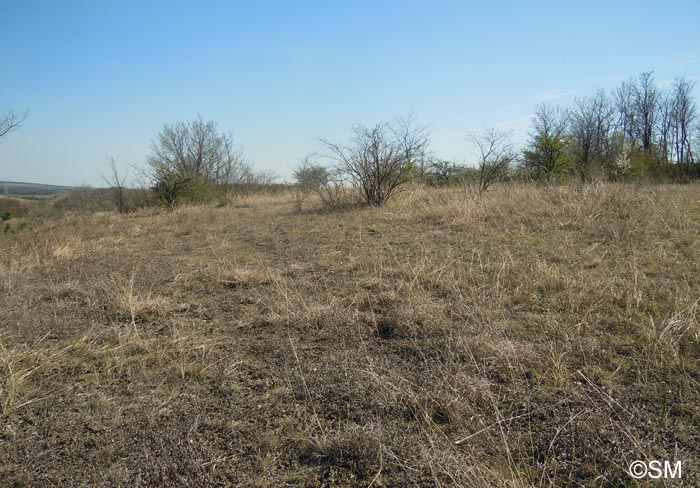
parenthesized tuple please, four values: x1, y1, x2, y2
(320, 114, 429, 206)
(145, 117, 279, 204)
(293, 155, 348, 210)
(103, 157, 128, 213)
(468, 127, 517, 192)
(147, 116, 248, 185)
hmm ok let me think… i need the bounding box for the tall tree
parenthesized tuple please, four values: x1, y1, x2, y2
(570, 90, 615, 180)
(670, 77, 697, 163)
(614, 80, 636, 143)
(634, 71, 658, 151)
(656, 90, 673, 163)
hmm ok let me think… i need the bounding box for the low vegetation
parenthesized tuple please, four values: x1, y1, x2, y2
(0, 196, 30, 220)
(1, 182, 698, 486)
(2, 67, 699, 485)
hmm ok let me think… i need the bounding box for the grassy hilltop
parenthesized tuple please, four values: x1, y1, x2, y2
(1, 183, 699, 486)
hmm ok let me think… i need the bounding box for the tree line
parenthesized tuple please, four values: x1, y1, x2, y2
(522, 72, 698, 182)
(293, 71, 699, 208)
(3, 70, 698, 211)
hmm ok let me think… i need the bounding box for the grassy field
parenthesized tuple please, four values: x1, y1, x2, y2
(1, 183, 699, 487)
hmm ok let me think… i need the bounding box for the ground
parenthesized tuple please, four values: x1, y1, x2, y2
(1, 183, 699, 487)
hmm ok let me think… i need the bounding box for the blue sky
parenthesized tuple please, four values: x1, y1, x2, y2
(1, 0, 699, 186)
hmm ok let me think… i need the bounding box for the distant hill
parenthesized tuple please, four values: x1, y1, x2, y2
(0, 180, 76, 196)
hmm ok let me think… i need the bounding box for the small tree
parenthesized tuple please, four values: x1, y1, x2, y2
(468, 127, 517, 192)
(319, 115, 429, 206)
(522, 132, 571, 181)
(522, 104, 572, 181)
(103, 157, 128, 213)
(147, 117, 251, 204)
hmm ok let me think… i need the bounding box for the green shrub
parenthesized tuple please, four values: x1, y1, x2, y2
(625, 148, 663, 181)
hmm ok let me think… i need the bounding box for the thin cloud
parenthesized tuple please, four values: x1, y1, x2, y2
(497, 114, 533, 129)
(500, 90, 574, 113)
(666, 54, 700, 69)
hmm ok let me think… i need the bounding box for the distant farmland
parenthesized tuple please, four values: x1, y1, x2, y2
(0, 180, 75, 197)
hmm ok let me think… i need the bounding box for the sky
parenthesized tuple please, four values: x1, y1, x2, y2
(1, 0, 700, 186)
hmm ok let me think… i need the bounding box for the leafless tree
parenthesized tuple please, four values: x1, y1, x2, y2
(147, 116, 248, 186)
(319, 116, 429, 206)
(656, 90, 673, 163)
(570, 90, 615, 180)
(614, 80, 637, 143)
(670, 77, 696, 164)
(103, 157, 128, 213)
(532, 103, 569, 139)
(468, 127, 517, 192)
(613, 72, 660, 153)
(393, 113, 430, 180)
(634, 71, 658, 151)
(0, 111, 28, 142)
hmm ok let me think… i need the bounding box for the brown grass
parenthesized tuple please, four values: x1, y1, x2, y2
(0, 196, 32, 218)
(1, 183, 699, 486)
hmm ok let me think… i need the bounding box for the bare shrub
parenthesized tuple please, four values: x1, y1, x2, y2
(146, 116, 276, 204)
(148, 117, 247, 184)
(292, 155, 348, 210)
(320, 114, 429, 206)
(103, 157, 128, 213)
(468, 127, 517, 192)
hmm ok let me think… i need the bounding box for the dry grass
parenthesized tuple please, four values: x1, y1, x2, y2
(0, 196, 32, 219)
(1, 182, 699, 486)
